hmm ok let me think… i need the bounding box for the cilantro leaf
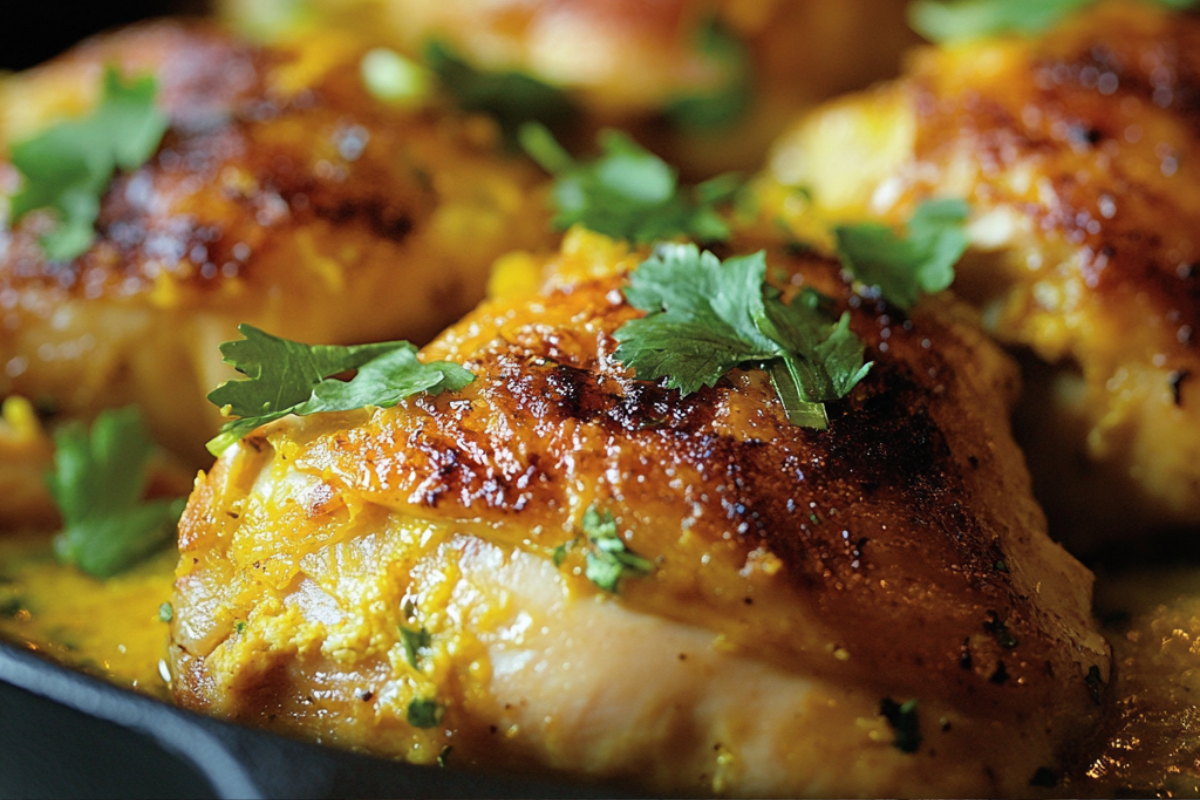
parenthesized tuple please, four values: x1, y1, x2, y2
(833, 198, 970, 310)
(909, 0, 1196, 43)
(407, 697, 444, 728)
(206, 325, 474, 455)
(424, 40, 579, 145)
(613, 244, 871, 428)
(581, 506, 654, 593)
(9, 66, 168, 262)
(47, 407, 184, 579)
(520, 123, 739, 244)
(400, 625, 432, 669)
(664, 17, 754, 130)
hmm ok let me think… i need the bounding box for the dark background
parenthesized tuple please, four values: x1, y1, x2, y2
(1, 0, 204, 71)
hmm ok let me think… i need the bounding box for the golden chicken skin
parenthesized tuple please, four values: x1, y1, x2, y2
(751, 0, 1200, 548)
(169, 229, 1109, 797)
(218, 0, 919, 175)
(0, 21, 550, 466)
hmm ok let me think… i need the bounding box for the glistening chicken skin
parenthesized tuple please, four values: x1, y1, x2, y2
(170, 230, 1109, 797)
(0, 21, 549, 468)
(751, 0, 1200, 548)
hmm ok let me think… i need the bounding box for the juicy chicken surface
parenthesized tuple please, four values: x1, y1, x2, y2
(170, 230, 1109, 797)
(0, 21, 550, 466)
(219, 0, 919, 174)
(751, 0, 1200, 547)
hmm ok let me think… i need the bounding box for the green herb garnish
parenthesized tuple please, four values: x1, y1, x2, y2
(206, 325, 474, 456)
(8, 67, 168, 261)
(909, 0, 1196, 43)
(833, 198, 969, 310)
(47, 407, 184, 579)
(664, 17, 753, 130)
(581, 506, 654, 593)
(407, 697, 444, 729)
(424, 40, 579, 144)
(520, 123, 740, 244)
(613, 244, 871, 429)
(159, 602, 174, 623)
(879, 697, 922, 754)
(400, 625, 432, 669)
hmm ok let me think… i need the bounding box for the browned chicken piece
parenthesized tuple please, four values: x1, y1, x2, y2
(0, 21, 550, 466)
(218, 0, 920, 175)
(170, 229, 1109, 797)
(751, 0, 1200, 549)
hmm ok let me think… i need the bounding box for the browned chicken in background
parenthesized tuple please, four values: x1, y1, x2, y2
(0, 20, 551, 476)
(750, 0, 1200, 551)
(217, 0, 920, 175)
(170, 229, 1109, 797)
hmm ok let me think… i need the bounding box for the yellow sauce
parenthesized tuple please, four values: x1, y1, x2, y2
(0, 532, 176, 700)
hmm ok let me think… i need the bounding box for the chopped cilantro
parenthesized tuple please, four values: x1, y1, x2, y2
(206, 325, 474, 456)
(8, 66, 168, 261)
(424, 40, 579, 144)
(551, 541, 571, 568)
(520, 123, 740, 244)
(407, 697, 444, 729)
(833, 199, 970, 310)
(613, 244, 872, 429)
(234, 620, 247, 634)
(47, 407, 184, 579)
(159, 602, 174, 623)
(880, 697, 922, 754)
(909, 0, 1196, 43)
(581, 505, 654, 593)
(400, 625, 432, 669)
(664, 18, 753, 130)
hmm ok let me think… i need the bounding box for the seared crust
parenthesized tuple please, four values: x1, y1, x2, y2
(755, 0, 1200, 544)
(0, 21, 549, 463)
(171, 231, 1108, 796)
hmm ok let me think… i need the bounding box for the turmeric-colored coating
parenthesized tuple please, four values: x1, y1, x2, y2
(170, 230, 1107, 797)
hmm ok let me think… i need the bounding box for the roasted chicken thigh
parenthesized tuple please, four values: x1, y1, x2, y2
(0, 21, 549, 466)
(752, 0, 1200, 547)
(170, 230, 1109, 797)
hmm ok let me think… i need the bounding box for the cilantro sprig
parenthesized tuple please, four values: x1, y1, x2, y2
(8, 67, 168, 261)
(833, 198, 970, 310)
(206, 325, 474, 456)
(47, 407, 184, 579)
(424, 40, 579, 144)
(613, 244, 871, 429)
(664, 18, 753, 130)
(909, 0, 1196, 43)
(520, 123, 740, 245)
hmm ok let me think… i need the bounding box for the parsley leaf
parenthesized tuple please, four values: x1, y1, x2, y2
(613, 244, 872, 429)
(664, 17, 754, 130)
(206, 325, 474, 456)
(520, 123, 739, 244)
(424, 40, 579, 144)
(47, 407, 184, 579)
(581, 506, 654, 593)
(8, 66, 168, 262)
(833, 198, 970, 310)
(880, 697, 922, 754)
(909, 0, 1196, 43)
